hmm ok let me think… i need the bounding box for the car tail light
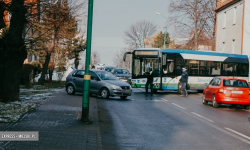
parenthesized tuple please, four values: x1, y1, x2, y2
(219, 88, 224, 93)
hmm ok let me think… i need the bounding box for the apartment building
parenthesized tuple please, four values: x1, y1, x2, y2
(215, 0, 250, 56)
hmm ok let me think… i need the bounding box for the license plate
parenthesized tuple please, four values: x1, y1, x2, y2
(141, 85, 145, 87)
(231, 91, 243, 94)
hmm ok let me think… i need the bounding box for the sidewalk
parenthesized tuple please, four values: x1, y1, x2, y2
(0, 90, 102, 150)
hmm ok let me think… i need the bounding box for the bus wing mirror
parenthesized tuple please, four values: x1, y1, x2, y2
(123, 52, 132, 61)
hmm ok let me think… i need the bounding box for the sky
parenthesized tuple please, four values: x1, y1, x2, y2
(80, 0, 172, 66)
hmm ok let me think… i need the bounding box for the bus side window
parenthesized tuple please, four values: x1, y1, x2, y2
(238, 63, 248, 76)
(211, 62, 221, 75)
(163, 59, 174, 76)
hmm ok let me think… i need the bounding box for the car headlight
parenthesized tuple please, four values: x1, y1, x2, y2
(111, 85, 122, 90)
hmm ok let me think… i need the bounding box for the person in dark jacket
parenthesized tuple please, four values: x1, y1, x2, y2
(145, 67, 153, 94)
(179, 68, 188, 96)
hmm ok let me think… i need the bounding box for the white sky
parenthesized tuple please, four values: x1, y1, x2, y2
(80, 0, 172, 66)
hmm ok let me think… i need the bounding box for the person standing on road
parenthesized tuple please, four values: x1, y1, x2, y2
(179, 68, 188, 96)
(145, 67, 153, 94)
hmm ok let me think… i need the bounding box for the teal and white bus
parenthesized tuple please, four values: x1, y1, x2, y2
(123, 48, 249, 93)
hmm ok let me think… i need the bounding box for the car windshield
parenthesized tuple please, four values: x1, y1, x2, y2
(114, 69, 130, 75)
(95, 71, 119, 80)
(223, 80, 249, 88)
(105, 67, 115, 72)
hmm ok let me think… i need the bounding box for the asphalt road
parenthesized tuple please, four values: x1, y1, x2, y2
(96, 88, 250, 150)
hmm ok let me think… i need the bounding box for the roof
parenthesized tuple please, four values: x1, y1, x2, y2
(160, 49, 248, 63)
(160, 49, 247, 58)
(135, 48, 160, 51)
(215, 76, 247, 81)
(215, 0, 242, 13)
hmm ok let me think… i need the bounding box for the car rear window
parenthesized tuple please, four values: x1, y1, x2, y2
(114, 69, 130, 75)
(223, 80, 249, 88)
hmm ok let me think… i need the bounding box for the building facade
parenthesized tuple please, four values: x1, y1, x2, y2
(215, 0, 250, 56)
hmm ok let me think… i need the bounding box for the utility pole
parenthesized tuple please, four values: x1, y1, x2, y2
(82, 0, 94, 121)
(156, 12, 168, 48)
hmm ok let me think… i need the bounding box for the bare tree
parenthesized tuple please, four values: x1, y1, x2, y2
(124, 20, 157, 49)
(113, 47, 132, 72)
(91, 51, 100, 66)
(169, 0, 216, 50)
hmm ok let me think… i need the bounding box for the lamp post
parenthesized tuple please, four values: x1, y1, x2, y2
(82, 0, 94, 121)
(156, 12, 167, 49)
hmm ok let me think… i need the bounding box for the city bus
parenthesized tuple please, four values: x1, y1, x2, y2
(123, 48, 249, 93)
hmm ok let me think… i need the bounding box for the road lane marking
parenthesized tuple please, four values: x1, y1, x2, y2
(225, 127, 250, 140)
(191, 112, 214, 123)
(161, 98, 168, 101)
(172, 103, 186, 109)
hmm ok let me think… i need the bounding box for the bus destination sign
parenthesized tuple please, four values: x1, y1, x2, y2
(135, 51, 158, 57)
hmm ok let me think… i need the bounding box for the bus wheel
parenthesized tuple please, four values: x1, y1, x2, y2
(177, 83, 182, 94)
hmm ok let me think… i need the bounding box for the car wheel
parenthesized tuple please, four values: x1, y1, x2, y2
(120, 96, 127, 100)
(212, 95, 218, 108)
(197, 90, 203, 93)
(202, 93, 208, 105)
(244, 105, 250, 110)
(177, 83, 182, 94)
(100, 88, 109, 99)
(66, 84, 75, 95)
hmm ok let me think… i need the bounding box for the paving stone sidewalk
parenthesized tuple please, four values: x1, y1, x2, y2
(0, 90, 102, 150)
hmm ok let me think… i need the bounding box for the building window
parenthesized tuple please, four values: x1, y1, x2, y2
(233, 7, 237, 25)
(232, 39, 235, 54)
(223, 11, 227, 28)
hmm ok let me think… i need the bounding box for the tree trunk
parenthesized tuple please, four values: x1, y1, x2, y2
(38, 52, 51, 85)
(212, 0, 218, 51)
(75, 57, 79, 69)
(49, 67, 53, 82)
(0, 0, 27, 102)
(194, 0, 198, 50)
(38, 25, 56, 85)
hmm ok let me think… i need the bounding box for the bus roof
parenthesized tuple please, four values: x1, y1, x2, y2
(159, 49, 249, 63)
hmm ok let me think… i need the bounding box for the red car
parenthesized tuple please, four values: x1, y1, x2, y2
(202, 77, 250, 110)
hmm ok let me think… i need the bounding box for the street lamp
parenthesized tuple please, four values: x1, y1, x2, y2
(156, 12, 167, 49)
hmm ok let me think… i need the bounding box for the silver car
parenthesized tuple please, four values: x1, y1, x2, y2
(65, 69, 132, 99)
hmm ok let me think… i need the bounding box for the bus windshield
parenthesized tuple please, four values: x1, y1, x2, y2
(133, 58, 161, 76)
